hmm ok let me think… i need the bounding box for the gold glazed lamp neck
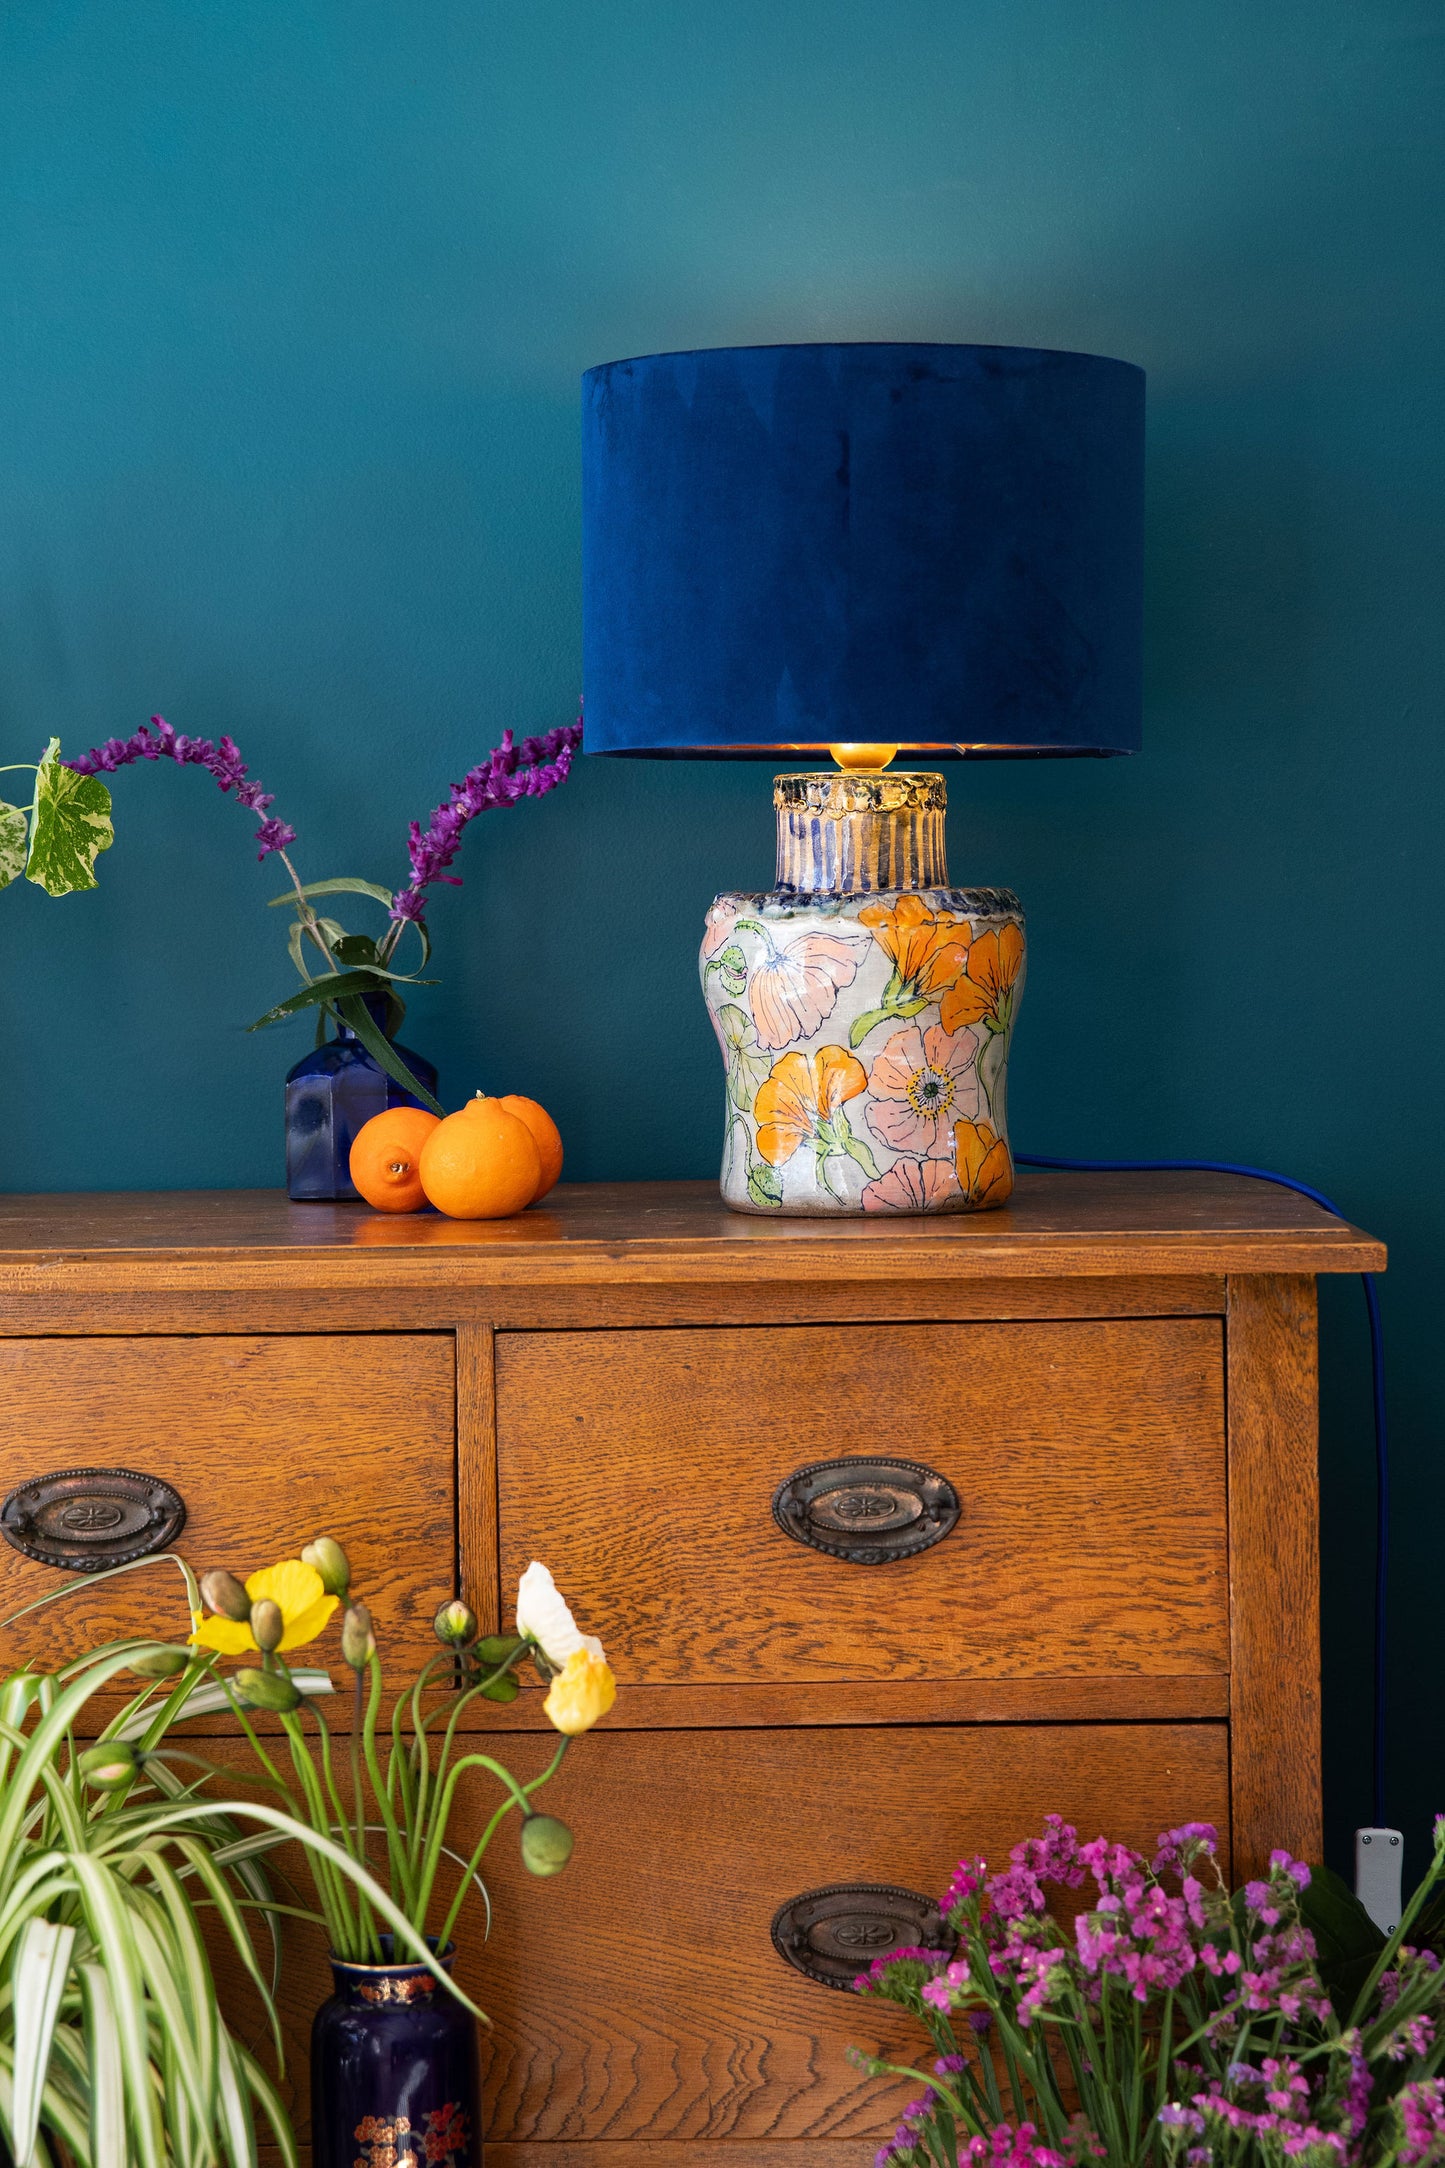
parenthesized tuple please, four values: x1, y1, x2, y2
(774, 771, 949, 896)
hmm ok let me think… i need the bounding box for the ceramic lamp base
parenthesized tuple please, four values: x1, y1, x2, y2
(699, 773, 1024, 1217)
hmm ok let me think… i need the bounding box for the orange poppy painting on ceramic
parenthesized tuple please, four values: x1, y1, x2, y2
(699, 888, 1024, 1217)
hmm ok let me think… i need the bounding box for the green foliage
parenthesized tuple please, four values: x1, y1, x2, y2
(0, 1644, 296, 2168)
(0, 803, 29, 888)
(0, 1556, 480, 2168)
(253, 891, 444, 1112)
(24, 740, 114, 896)
(0, 742, 114, 897)
(1300, 1861, 1389, 2019)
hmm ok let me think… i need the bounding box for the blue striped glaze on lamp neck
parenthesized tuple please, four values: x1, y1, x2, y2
(773, 770, 948, 896)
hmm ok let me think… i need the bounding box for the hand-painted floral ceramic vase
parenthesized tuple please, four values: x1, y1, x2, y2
(700, 772, 1024, 1216)
(311, 1940, 478, 2168)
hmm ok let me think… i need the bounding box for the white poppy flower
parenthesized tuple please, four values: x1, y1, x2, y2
(515, 1561, 605, 1668)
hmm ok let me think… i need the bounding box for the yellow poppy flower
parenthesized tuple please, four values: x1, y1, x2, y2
(953, 1118, 1014, 1208)
(939, 922, 1025, 1036)
(543, 1647, 617, 1736)
(191, 1557, 339, 1656)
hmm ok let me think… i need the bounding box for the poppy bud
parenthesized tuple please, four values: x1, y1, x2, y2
(479, 1671, 520, 1704)
(341, 1603, 375, 1671)
(433, 1599, 479, 1649)
(520, 1814, 574, 1877)
(200, 1570, 252, 1623)
(250, 1599, 285, 1653)
(128, 1646, 191, 1679)
(79, 1740, 141, 1791)
(232, 1668, 303, 1713)
(301, 1537, 351, 1597)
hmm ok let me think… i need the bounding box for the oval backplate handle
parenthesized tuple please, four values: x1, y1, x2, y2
(771, 1883, 954, 1991)
(772, 1456, 959, 1563)
(0, 1467, 187, 1573)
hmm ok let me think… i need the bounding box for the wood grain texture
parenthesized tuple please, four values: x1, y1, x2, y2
(464, 1675, 1233, 1729)
(202, 1725, 1229, 2148)
(496, 1321, 1228, 1684)
(0, 1275, 1228, 1338)
(0, 1174, 1384, 1292)
(456, 1322, 500, 1634)
(488, 2147, 878, 2168)
(1227, 1275, 1323, 1876)
(474, 1725, 1229, 2143)
(0, 1334, 456, 1677)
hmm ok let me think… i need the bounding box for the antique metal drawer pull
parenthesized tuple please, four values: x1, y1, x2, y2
(771, 1884, 954, 1990)
(0, 1468, 187, 1572)
(772, 1456, 959, 1563)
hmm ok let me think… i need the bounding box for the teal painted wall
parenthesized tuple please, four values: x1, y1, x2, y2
(1, 2, 1441, 1870)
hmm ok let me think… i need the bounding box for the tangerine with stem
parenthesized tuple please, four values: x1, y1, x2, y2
(348, 1107, 441, 1212)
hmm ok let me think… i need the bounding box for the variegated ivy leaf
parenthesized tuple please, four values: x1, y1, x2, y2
(24, 738, 114, 895)
(0, 802, 28, 890)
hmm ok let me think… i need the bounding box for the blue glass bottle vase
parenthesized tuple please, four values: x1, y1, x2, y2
(311, 1941, 479, 2168)
(285, 1001, 438, 1202)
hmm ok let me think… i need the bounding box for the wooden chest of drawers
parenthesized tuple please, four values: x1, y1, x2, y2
(0, 1175, 1384, 2168)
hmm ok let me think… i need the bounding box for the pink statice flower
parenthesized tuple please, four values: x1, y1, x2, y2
(1398, 2076, 1445, 2164)
(960, 2125, 1067, 2168)
(1153, 1823, 1220, 1876)
(1387, 2015, 1437, 2063)
(941, 1855, 988, 1917)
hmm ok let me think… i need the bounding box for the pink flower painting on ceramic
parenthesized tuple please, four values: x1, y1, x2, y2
(699, 772, 1025, 1216)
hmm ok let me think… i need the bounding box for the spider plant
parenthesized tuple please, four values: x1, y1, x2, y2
(0, 1564, 475, 2168)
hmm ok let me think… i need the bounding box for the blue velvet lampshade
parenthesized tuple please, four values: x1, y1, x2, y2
(581, 342, 1144, 757)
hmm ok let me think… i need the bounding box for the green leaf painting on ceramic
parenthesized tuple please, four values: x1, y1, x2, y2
(708, 943, 749, 999)
(746, 1162, 783, 1209)
(0, 802, 29, 889)
(24, 739, 115, 895)
(717, 1003, 770, 1112)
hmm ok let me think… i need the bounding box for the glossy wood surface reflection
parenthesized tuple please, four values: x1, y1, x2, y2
(0, 1172, 1384, 1296)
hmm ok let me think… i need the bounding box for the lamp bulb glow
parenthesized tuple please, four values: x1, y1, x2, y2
(828, 743, 899, 773)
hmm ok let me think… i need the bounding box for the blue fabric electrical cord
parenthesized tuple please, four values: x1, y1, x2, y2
(1015, 1154, 1389, 1830)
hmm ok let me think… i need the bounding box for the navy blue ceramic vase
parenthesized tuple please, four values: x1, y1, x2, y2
(285, 999, 438, 1202)
(311, 1941, 480, 2168)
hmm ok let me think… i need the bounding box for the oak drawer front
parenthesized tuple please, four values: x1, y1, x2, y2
(202, 1723, 1229, 2148)
(0, 1335, 455, 1674)
(495, 1321, 1227, 1683)
(473, 1722, 1229, 2144)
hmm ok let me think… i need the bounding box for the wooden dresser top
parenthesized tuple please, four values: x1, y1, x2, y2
(0, 1173, 1385, 1291)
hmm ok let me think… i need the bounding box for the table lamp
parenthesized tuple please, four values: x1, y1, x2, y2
(581, 342, 1144, 1216)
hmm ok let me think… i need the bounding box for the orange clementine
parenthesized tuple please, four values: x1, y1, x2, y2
(348, 1107, 440, 1212)
(418, 1095, 542, 1220)
(497, 1094, 563, 1201)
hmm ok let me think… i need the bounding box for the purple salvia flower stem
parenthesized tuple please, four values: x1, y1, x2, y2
(65, 715, 298, 862)
(378, 717, 582, 953)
